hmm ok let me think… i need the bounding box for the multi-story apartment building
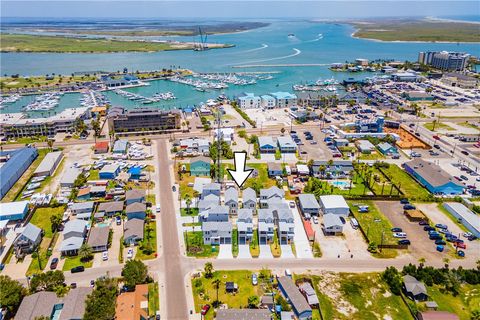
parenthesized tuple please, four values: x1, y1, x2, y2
(418, 51, 470, 71)
(107, 107, 181, 133)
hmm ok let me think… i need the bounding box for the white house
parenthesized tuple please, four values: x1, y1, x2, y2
(237, 93, 261, 109)
(261, 95, 276, 109)
(323, 214, 344, 235)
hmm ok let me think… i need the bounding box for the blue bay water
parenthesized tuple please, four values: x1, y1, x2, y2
(1, 20, 479, 114)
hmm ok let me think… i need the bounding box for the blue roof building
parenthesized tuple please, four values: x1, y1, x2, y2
(0, 147, 38, 199)
(0, 201, 30, 221)
(377, 142, 397, 155)
(270, 92, 297, 108)
(128, 166, 142, 180)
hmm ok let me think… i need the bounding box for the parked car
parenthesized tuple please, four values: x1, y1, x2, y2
(435, 224, 448, 229)
(90, 280, 95, 287)
(391, 227, 403, 233)
(403, 204, 416, 210)
(400, 199, 409, 204)
(313, 216, 319, 224)
(251, 273, 258, 286)
(398, 239, 411, 245)
(172, 186, 176, 192)
(436, 245, 444, 252)
(435, 240, 446, 245)
(116, 216, 122, 225)
(102, 251, 108, 261)
(201, 304, 210, 316)
(455, 242, 467, 249)
(419, 220, 429, 226)
(424, 226, 435, 231)
(127, 248, 134, 259)
(71, 266, 85, 273)
(393, 232, 407, 238)
(460, 175, 469, 181)
(461, 150, 469, 156)
(457, 250, 465, 257)
(429, 234, 443, 240)
(50, 258, 59, 270)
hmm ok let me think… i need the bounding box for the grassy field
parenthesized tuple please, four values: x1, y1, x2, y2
(379, 164, 431, 200)
(242, 163, 276, 190)
(351, 19, 480, 42)
(62, 256, 93, 271)
(358, 151, 385, 161)
(88, 169, 100, 181)
(1, 148, 48, 203)
(181, 208, 199, 217)
(270, 232, 281, 257)
(232, 229, 238, 257)
(458, 121, 479, 130)
(185, 231, 218, 258)
(191, 270, 273, 320)
(423, 122, 455, 131)
(348, 201, 397, 248)
(303, 272, 413, 320)
(26, 237, 51, 275)
(135, 220, 157, 260)
(0, 34, 231, 53)
(425, 284, 479, 320)
(30, 206, 64, 238)
(148, 282, 160, 317)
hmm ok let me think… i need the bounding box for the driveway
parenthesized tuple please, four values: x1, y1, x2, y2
(280, 245, 295, 258)
(237, 244, 252, 259)
(218, 244, 233, 259)
(260, 154, 275, 161)
(280, 153, 297, 162)
(259, 244, 273, 259)
(291, 207, 313, 258)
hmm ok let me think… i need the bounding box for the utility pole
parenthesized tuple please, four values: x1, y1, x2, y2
(216, 108, 222, 184)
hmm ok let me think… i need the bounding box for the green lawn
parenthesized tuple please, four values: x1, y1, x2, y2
(458, 121, 479, 130)
(62, 255, 93, 271)
(425, 284, 479, 320)
(348, 201, 397, 252)
(232, 229, 238, 257)
(135, 221, 157, 260)
(30, 206, 65, 238)
(250, 230, 260, 258)
(148, 282, 160, 317)
(180, 208, 199, 217)
(185, 231, 218, 258)
(178, 173, 196, 199)
(270, 232, 281, 258)
(423, 122, 455, 131)
(191, 270, 273, 320)
(242, 163, 276, 190)
(146, 194, 156, 205)
(380, 164, 431, 201)
(88, 169, 100, 181)
(303, 272, 413, 320)
(26, 237, 51, 275)
(358, 151, 385, 160)
(1, 148, 49, 203)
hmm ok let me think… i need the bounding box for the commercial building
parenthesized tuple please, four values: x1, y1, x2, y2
(107, 107, 181, 133)
(392, 72, 419, 82)
(261, 95, 276, 109)
(237, 92, 261, 109)
(270, 92, 297, 108)
(0, 200, 30, 221)
(34, 151, 63, 177)
(418, 51, 470, 71)
(0, 107, 91, 139)
(94, 141, 110, 153)
(377, 142, 397, 155)
(403, 159, 464, 195)
(0, 147, 38, 199)
(319, 195, 349, 217)
(60, 167, 82, 188)
(441, 73, 479, 89)
(179, 138, 210, 154)
(113, 140, 129, 154)
(443, 202, 480, 237)
(402, 91, 434, 101)
(277, 276, 312, 320)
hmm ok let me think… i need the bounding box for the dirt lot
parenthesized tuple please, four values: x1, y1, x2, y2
(375, 201, 452, 261)
(385, 127, 429, 149)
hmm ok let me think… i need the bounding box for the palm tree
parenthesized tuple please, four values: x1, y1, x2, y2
(204, 262, 213, 278)
(212, 278, 221, 307)
(443, 257, 450, 269)
(79, 244, 93, 261)
(47, 138, 54, 151)
(418, 257, 426, 268)
(319, 165, 326, 178)
(193, 190, 200, 207)
(280, 128, 285, 136)
(432, 119, 437, 131)
(185, 195, 192, 215)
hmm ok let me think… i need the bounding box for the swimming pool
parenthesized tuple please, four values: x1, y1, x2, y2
(96, 222, 110, 228)
(329, 180, 351, 189)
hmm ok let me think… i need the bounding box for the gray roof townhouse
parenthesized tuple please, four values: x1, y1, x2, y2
(126, 202, 147, 220)
(202, 221, 232, 245)
(298, 194, 320, 216)
(14, 223, 42, 257)
(274, 208, 294, 244)
(260, 186, 285, 208)
(242, 187, 257, 209)
(60, 219, 87, 256)
(124, 218, 144, 245)
(237, 208, 254, 244)
(198, 194, 220, 212)
(87, 226, 110, 252)
(224, 187, 239, 215)
(125, 189, 146, 205)
(323, 213, 344, 235)
(199, 205, 229, 222)
(258, 209, 275, 244)
(201, 183, 221, 199)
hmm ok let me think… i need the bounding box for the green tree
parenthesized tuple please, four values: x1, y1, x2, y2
(50, 213, 63, 233)
(247, 295, 259, 308)
(381, 266, 402, 295)
(47, 139, 54, 151)
(29, 270, 65, 292)
(121, 260, 149, 289)
(79, 243, 93, 261)
(204, 262, 213, 279)
(84, 277, 118, 320)
(212, 278, 221, 307)
(0, 275, 26, 315)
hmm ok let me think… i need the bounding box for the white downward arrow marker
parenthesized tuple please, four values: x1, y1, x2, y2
(227, 152, 253, 188)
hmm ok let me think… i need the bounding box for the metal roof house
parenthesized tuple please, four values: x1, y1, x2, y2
(355, 139, 375, 154)
(260, 186, 285, 208)
(258, 136, 277, 153)
(33, 151, 63, 177)
(319, 195, 349, 217)
(0, 200, 29, 221)
(323, 213, 344, 235)
(403, 275, 428, 301)
(404, 159, 464, 195)
(99, 164, 121, 179)
(277, 136, 297, 153)
(61, 219, 87, 256)
(0, 147, 38, 199)
(298, 194, 320, 216)
(277, 276, 312, 319)
(299, 282, 319, 306)
(443, 202, 480, 237)
(377, 142, 397, 155)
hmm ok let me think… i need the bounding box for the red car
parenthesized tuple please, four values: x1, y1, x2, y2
(455, 242, 467, 249)
(433, 135, 440, 140)
(201, 304, 210, 316)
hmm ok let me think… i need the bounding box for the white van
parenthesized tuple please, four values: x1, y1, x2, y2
(350, 218, 359, 230)
(156, 204, 161, 213)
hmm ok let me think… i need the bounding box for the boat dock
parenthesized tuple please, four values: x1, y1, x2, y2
(232, 63, 330, 68)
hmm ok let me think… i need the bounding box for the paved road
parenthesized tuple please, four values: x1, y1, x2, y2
(156, 139, 189, 320)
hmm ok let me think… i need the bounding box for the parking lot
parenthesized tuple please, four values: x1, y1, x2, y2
(291, 127, 331, 160)
(375, 201, 453, 261)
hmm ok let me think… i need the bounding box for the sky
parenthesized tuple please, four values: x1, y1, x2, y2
(1, 1, 479, 18)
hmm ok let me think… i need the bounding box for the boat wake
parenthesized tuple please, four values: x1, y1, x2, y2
(234, 48, 301, 65)
(243, 43, 269, 53)
(304, 34, 323, 43)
